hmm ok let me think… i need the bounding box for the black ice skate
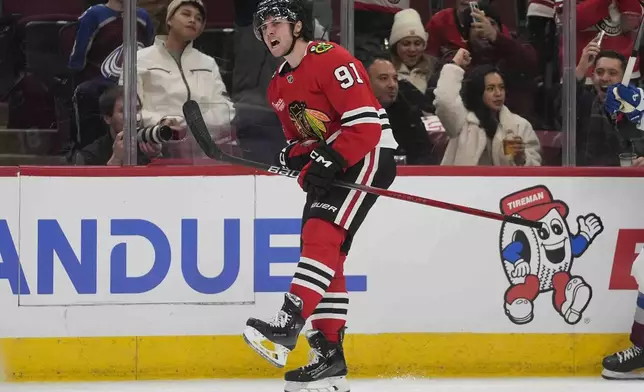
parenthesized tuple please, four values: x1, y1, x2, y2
(284, 328, 350, 392)
(602, 345, 644, 380)
(243, 293, 306, 368)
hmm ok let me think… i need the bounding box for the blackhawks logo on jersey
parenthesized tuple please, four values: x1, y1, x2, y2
(288, 101, 331, 139)
(310, 42, 334, 55)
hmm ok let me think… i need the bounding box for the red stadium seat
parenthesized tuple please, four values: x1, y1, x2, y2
(3, 0, 83, 18)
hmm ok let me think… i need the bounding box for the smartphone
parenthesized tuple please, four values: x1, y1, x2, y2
(469, 1, 480, 21)
(594, 30, 605, 47)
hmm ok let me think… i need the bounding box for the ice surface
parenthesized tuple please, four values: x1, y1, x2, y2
(0, 378, 640, 392)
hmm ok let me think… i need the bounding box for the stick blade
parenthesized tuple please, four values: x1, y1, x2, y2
(182, 100, 221, 159)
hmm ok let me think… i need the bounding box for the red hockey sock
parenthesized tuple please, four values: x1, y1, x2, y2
(290, 218, 346, 319)
(311, 253, 348, 344)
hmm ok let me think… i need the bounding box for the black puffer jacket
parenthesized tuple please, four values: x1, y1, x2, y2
(387, 80, 437, 165)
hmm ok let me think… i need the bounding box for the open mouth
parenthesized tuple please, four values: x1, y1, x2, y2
(270, 39, 280, 48)
(542, 238, 567, 264)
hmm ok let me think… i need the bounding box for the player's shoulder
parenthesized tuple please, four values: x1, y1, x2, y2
(306, 41, 354, 62)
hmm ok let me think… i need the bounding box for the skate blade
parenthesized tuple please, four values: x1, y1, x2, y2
(284, 376, 350, 392)
(602, 368, 644, 380)
(243, 326, 290, 368)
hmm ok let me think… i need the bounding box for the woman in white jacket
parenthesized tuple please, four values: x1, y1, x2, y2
(434, 48, 541, 166)
(121, 0, 234, 131)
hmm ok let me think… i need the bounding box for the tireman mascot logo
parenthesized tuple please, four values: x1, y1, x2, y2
(499, 185, 604, 325)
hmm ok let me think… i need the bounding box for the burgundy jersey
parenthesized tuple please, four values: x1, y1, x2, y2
(267, 41, 398, 167)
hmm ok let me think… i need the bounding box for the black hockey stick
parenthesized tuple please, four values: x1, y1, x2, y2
(182, 100, 542, 229)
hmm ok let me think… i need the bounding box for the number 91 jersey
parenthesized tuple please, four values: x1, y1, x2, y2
(267, 41, 398, 167)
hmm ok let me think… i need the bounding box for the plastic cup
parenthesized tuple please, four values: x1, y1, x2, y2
(619, 152, 637, 167)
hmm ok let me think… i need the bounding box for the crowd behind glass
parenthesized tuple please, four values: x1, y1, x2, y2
(0, 0, 642, 167)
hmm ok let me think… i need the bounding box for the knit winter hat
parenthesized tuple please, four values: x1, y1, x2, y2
(389, 8, 428, 47)
(166, 0, 207, 27)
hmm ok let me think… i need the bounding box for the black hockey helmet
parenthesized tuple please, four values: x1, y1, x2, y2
(253, 0, 314, 42)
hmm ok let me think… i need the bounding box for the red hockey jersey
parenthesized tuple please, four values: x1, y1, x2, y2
(267, 41, 398, 167)
(528, 0, 642, 79)
(577, 0, 641, 78)
(425, 8, 512, 58)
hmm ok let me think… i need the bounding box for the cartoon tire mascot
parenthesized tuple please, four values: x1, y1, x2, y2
(499, 186, 604, 325)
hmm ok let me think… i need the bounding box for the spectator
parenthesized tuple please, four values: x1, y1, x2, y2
(366, 55, 437, 164)
(528, 0, 642, 83)
(69, 0, 155, 83)
(525, 0, 558, 74)
(429, 3, 539, 125)
(434, 48, 541, 166)
(72, 86, 161, 165)
(388, 8, 437, 113)
(125, 0, 234, 132)
(353, 0, 409, 63)
(565, 44, 644, 166)
(425, 0, 512, 61)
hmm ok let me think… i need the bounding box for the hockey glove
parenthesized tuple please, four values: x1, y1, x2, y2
(605, 83, 644, 124)
(277, 139, 320, 171)
(298, 145, 348, 197)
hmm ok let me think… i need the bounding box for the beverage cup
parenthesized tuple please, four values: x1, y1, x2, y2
(619, 152, 637, 167)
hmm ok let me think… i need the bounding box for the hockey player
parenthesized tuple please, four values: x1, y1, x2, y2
(602, 82, 644, 379)
(243, 0, 398, 391)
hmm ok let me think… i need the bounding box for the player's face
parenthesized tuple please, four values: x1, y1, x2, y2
(482, 72, 505, 112)
(261, 16, 298, 57)
(395, 37, 425, 68)
(593, 57, 625, 100)
(168, 5, 204, 42)
(368, 59, 399, 108)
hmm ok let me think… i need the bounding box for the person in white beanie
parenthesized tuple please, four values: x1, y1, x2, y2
(388, 8, 436, 111)
(120, 0, 234, 159)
